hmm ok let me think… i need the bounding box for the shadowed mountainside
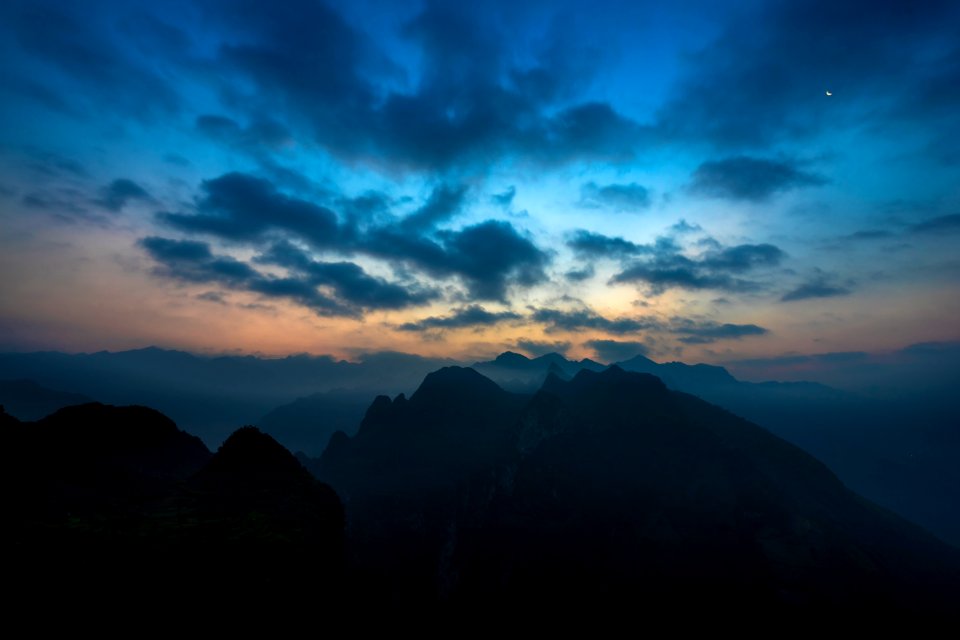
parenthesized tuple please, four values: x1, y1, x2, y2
(4, 404, 344, 614)
(474, 351, 960, 546)
(313, 365, 960, 618)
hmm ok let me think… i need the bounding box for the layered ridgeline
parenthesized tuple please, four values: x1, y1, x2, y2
(4, 404, 344, 613)
(0, 348, 452, 445)
(314, 366, 960, 618)
(3, 346, 958, 546)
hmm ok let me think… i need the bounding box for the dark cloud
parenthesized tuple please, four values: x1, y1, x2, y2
(531, 308, 654, 335)
(206, 1, 643, 171)
(670, 219, 702, 235)
(567, 226, 784, 295)
(196, 114, 293, 152)
(585, 339, 650, 363)
(673, 321, 768, 344)
(781, 281, 852, 302)
(22, 150, 88, 178)
(781, 271, 852, 302)
(701, 244, 785, 272)
(564, 265, 595, 282)
(140, 236, 212, 262)
(156, 172, 548, 302)
(257, 241, 437, 310)
(96, 179, 151, 211)
(910, 214, 960, 234)
(614, 260, 741, 292)
(366, 219, 549, 301)
(139, 236, 351, 316)
(613, 239, 784, 294)
(514, 339, 571, 357)
(400, 184, 468, 231)
(579, 181, 651, 211)
(658, 1, 960, 150)
(4, 1, 180, 118)
(196, 291, 227, 304)
(158, 172, 339, 247)
(20, 189, 90, 219)
(567, 230, 653, 259)
(397, 305, 522, 332)
(689, 156, 826, 201)
(492, 186, 516, 207)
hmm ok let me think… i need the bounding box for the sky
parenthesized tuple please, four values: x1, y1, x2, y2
(1, 0, 958, 375)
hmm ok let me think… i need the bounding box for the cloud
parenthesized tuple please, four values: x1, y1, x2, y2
(158, 172, 340, 247)
(700, 243, 785, 272)
(689, 156, 826, 201)
(397, 305, 522, 332)
(196, 291, 227, 304)
(492, 186, 516, 207)
(657, 1, 960, 149)
(195, 115, 293, 152)
(400, 184, 468, 231)
(365, 219, 549, 301)
(5, 2, 180, 119)
(96, 179, 151, 211)
(531, 308, 654, 335)
(257, 241, 438, 309)
(672, 321, 768, 344)
(567, 230, 654, 259)
(585, 339, 650, 363)
(781, 272, 852, 302)
(579, 181, 651, 211)
(139, 236, 360, 316)
(157, 172, 549, 302)
(568, 226, 784, 295)
(613, 243, 784, 294)
(781, 282, 852, 302)
(669, 219, 702, 235)
(910, 214, 960, 234)
(203, 0, 645, 171)
(564, 265, 595, 282)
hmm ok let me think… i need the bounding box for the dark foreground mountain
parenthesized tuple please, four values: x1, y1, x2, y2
(316, 366, 960, 620)
(4, 405, 344, 615)
(477, 350, 960, 546)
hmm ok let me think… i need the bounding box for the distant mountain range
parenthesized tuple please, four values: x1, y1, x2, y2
(0, 347, 452, 444)
(2, 346, 958, 546)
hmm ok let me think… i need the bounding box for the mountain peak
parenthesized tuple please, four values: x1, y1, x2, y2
(493, 351, 530, 366)
(203, 426, 307, 477)
(412, 366, 503, 404)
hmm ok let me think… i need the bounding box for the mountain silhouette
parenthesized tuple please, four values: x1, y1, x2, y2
(473, 350, 960, 545)
(6, 407, 345, 616)
(315, 365, 960, 619)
